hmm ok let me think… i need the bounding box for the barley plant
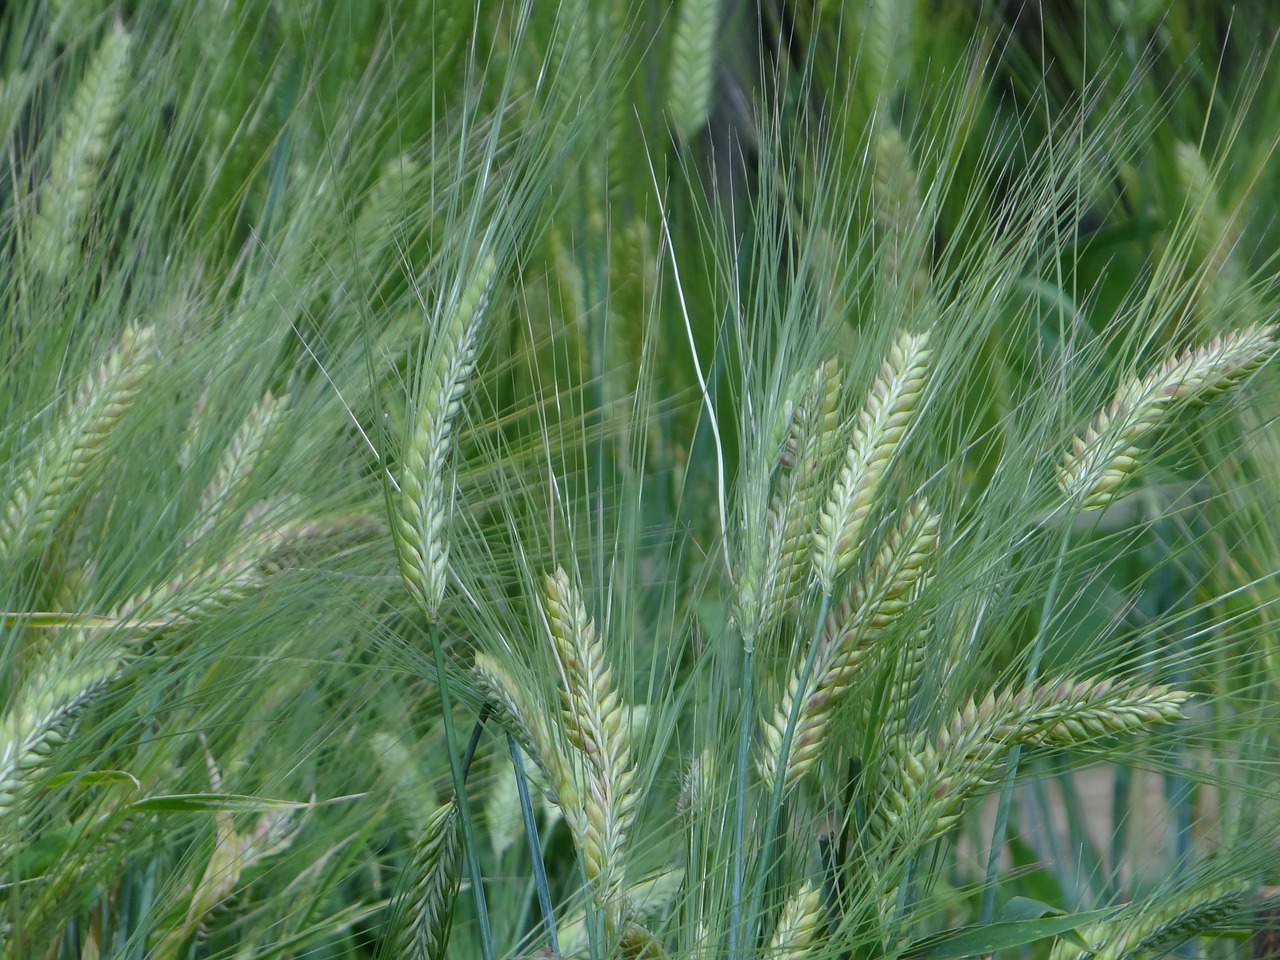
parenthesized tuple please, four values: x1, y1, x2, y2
(3, 2, 1280, 959)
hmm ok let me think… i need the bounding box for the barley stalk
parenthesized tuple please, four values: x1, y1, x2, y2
(1174, 142, 1244, 317)
(760, 501, 939, 796)
(396, 252, 497, 620)
(1, 324, 156, 561)
(393, 801, 462, 960)
(813, 331, 931, 592)
(543, 566, 638, 930)
(1058, 325, 1277, 510)
(31, 20, 131, 286)
(110, 506, 315, 632)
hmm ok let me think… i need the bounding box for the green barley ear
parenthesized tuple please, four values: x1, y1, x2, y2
(1, 324, 156, 562)
(813, 330, 931, 593)
(29, 20, 131, 288)
(769, 881, 823, 960)
(393, 800, 463, 960)
(1058, 324, 1277, 511)
(758, 358, 844, 631)
(873, 127, 931, 298)
(395, 252, 497, 620)
(875, 677, 1188, 845)
(472, 652, 565, 800)
(761, 500, 940, 796)
(543, 566, 638, 933)
(188, 392, 289, 545)
(1173, 141, 1244, 317)
(1050, 881, 1262, 960)
(111, 502, 326, 633)
(666, 0, 721, 142)
(0, 657, 126, 842)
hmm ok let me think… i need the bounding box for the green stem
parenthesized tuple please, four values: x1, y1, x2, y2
(510, 734, 559, 955)
(728, 642, 754, 960)
(427, 620, 495, 960)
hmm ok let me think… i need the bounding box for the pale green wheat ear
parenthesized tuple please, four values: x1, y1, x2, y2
(29, 19, 131, 288)
(759, 358, 844, 628)
(1058, 324, 1278, 511)
(0, 655, 126, 844)
(471, 651, 567, 802)
(761, 499, 940, 797)
(1049, 881, 1273, 960)
(666, 0, 722, 142)
(873, 127, 931, 297)
(770, 880, 823, 959)
(0, 324, 156, 562)
(188, 391, 289, 545)
(392, 800, 462, 960)
(395, 252, 497, 620)
(109, 496, 333, 633)
(813, 329, 931, 593)
(1173, 141, 1244, 316)
(874, 677, 1189, 845)
(542, 566, 638, 935)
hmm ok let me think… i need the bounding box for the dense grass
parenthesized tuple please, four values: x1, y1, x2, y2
(2, 2, 1279, 958)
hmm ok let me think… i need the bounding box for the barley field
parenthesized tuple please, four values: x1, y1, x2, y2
(2, 2, 1279, 958)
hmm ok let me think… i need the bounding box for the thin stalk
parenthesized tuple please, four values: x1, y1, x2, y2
(728, 644, 754, 960)
(510, 734, 559, 955)
(744, 592, 834, 952)
(980, 526, 1072, 924)
(462, 704, 492, 779)
(427, 620, 495, 960)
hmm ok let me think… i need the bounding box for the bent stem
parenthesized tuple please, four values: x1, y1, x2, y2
(427, 620, 495, 960)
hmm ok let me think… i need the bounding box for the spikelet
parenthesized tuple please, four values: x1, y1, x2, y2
(873, 677, 1188, 845)
(543, 567, 638, 931)
(396, 253, 497, 619)
(761, 501, 939, 796)
(1050, 881, 1254, 960)
(393, 801, 462, 960)
(666, 0, 721, 142)
(813, 331, 931, 592)
(188, 392, 289, 545)
(769, 881, 823, 960)
(0, 325, 156, 561)
(1058, 325, 1277, 510)
(31, 20, 131, 287)
(758, 359, 843, 631)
